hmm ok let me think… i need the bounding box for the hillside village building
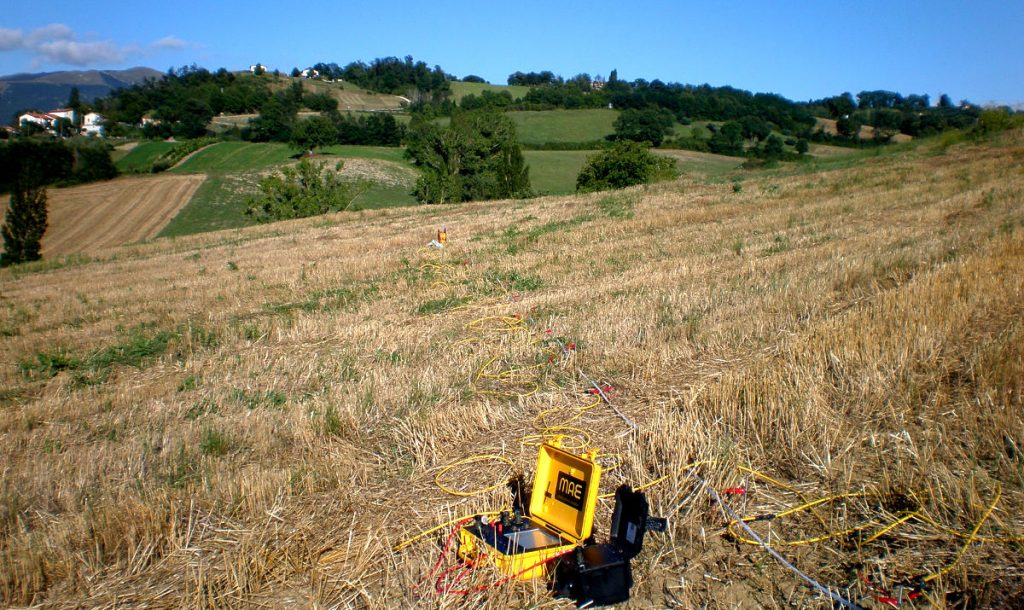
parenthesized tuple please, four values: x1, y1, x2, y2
(48, 108, 76, 123)
(17, 107, 105, 137)
(18, 111, 59, 131)
(82, 112, 104, 136)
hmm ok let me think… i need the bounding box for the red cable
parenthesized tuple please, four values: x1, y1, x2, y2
(417, 517, 474, 591)
(422, 519, 576, 597)
(435, 561, 476, 594)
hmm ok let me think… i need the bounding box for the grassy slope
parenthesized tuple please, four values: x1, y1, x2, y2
(508, 108, 617, 145)
(160, 142, 418, 238)
(523, 150, 591, 194)
(526, 147, 747, 196)
(113, 141, 176, 173)
(170, 141, 296, 174)
(2, 133, 1022, 608)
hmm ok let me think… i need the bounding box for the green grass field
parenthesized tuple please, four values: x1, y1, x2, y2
(523, 151, 592, 194)
(507, 109, 618, 146)
(448, 81, 531, 103)
(158, 175, 256, 238)
(113, 141, 176, 173)
(159, 143, 418, 238)
(170, 141, 298, 174)
(525, 147, 750, 195)
(434, 108, 617, 147)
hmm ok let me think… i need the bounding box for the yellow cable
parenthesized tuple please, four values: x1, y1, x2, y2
(922, 485, 1002, 583)
(394, 511, 500, 552)
(859, 512, 918, 546)
(434, 455, 516, 497)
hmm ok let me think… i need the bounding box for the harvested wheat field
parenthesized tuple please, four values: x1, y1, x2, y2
(5, 174, 205, 258)
(1, 132, 1023, 608)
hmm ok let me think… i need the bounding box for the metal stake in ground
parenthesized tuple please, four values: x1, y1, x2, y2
(578, 367, 637, 432)
(553, 337, 637, 430)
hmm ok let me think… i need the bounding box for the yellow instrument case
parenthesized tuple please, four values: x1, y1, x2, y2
(456, 439, 602, 580)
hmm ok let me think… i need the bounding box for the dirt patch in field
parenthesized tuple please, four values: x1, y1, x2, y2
(335, 157, 417, 186)
(216, 157, 415, 202)
(1, 174, 205, 257)
(656, 148, 744, 163)
(808, 143, 858, 157)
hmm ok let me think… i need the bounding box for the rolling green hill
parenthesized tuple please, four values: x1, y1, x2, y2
(113, 141, 177, 173)
(158, 142, 418, 238)
(523, 151, 592, 194)
(508, 109, 618, 146)
(169, 141, 297, 174)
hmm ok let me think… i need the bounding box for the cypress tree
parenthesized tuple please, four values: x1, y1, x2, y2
(1, 179, 48, 266)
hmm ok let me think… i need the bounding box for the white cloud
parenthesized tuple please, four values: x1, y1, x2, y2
(26, 23, 73, 45)
(0, 28, 24, 51)
(0, 23, 196, 69)
(36, 40, 125, 66)
(152, 36, 187, 50)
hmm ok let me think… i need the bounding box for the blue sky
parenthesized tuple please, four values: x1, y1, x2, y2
(1, 1, 1021, 105)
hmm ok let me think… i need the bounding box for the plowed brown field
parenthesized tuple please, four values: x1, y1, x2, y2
(3, 174, 204, 257)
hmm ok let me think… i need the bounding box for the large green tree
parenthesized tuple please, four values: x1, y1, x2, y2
(823, 93, 856, 119)
(871, 109, 902, 141)
(245, 158, 368, 222)
(575, 140, 678, 193)
(246, 95, 297, 142)
(762, 134, 785, 159)
(836, 115, 862, 139)
(405, 109, 530, 204)
(290, 115, 337, 154)
(613, 107, 676, 146)
(708, 121, 745, 156)
(739, 115, 771, 142)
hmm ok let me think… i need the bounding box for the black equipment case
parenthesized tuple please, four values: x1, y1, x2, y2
(552, 484, 667, 607)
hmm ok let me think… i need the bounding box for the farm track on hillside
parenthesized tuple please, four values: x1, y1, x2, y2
(38, 174, 205, 256)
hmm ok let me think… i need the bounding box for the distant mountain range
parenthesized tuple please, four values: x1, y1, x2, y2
(0, 67, 162, 125)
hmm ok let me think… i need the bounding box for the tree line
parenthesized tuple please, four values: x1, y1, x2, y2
(496, 70, 988, 143)
(94, 65, 270, 138)
(87, 58, 993, 150)
(0, 139, 117, 193)
(808, 91, 980, 140)
(309, 56, 451, 95)
(241, 81, 405, 149)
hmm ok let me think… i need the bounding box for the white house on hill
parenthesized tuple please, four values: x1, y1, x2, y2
(82, 112, 104, 136)
(17, 108, 104, 137)
(48, 108, 77, 123)
(19, 111, 58, 130)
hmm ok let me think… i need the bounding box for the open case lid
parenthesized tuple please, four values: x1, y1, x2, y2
(610, 484, 650, 559)
(529, 440, 602, 542)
